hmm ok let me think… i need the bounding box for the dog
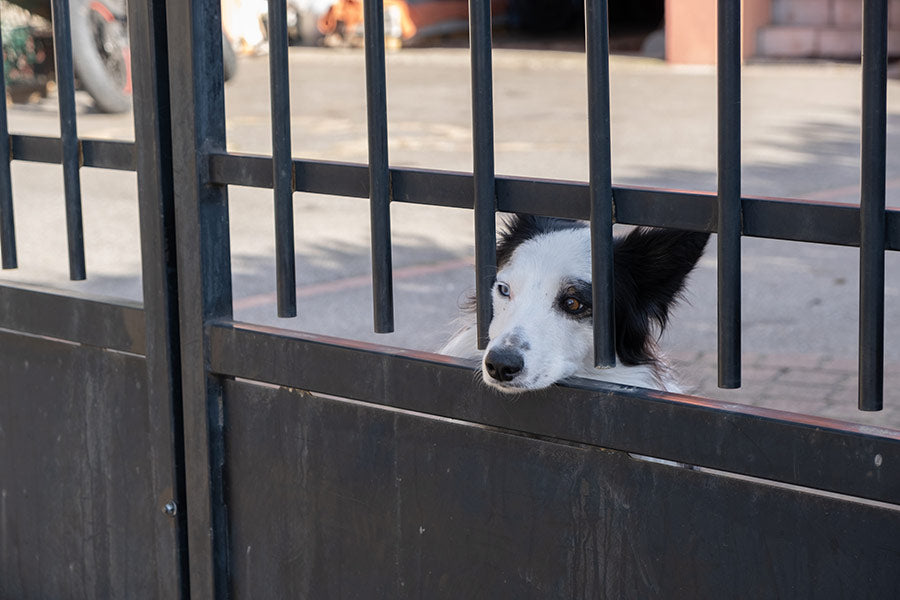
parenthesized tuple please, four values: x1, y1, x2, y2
(441, 215, 710, 393)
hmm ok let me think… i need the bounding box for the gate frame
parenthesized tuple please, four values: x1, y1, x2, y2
(163, 1, 233, 596)
(0, 0, 898, 597)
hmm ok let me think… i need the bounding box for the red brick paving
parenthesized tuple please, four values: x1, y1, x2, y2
(672, 352, 900, 431)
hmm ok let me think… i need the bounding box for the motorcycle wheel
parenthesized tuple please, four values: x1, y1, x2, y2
(70, 0, 131, 114)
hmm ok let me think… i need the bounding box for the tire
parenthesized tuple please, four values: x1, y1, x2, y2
(70, 0, 132, 114)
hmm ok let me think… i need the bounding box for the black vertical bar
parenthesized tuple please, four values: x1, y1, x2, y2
(0, 20, 16, 270)
(585, 0, 615, 368)
(127, 0, 188, 596)
(165, 0, 232, 597)
(363, 0, 394, 333)
(858, 0, 888, 411)
(268, 0, 297, 318)
(50, 0, 87, 280)
(717, 0, 742, 388)
(469, 0, 496, 350)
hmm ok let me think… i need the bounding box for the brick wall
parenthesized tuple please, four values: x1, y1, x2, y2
(758, 0, 900, 58)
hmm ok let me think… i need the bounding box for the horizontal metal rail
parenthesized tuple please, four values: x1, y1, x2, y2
(207, 319, 900, 506)
(0, 283, 145, 354)
(11, 135, 137, 171)
(6, 140, 893, 252)
(205, 152, 900, 250)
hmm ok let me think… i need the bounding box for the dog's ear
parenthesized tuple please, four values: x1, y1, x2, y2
(496, 214, 585, 268)
(613, 228, 710, 365)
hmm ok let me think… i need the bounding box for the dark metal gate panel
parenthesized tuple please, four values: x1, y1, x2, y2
(0, 329, 171, 598)
(222, 379, 900, 599)
(0, 284, 145, 353)
(208, 322, 900, 506)
(1, 0, 186, 593)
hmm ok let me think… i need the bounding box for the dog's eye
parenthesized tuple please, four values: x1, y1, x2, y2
(496, 282, 510, 297)
(563, 297, 585, 313)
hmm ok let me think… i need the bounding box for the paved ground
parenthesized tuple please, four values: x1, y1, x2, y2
(2, 46, 899, 429)
(673, 352, 900, 428)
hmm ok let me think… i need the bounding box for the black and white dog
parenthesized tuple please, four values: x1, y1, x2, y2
(442, 215, 710, 393)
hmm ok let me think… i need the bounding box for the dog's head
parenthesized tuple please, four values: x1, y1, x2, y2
(482, 215, 709, 392)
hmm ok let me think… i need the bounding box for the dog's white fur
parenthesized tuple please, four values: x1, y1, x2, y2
(442, 227, 670, 391)
(442, 218, 706, 394)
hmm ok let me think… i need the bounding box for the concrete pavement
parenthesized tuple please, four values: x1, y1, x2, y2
(2, 47, 899, 428)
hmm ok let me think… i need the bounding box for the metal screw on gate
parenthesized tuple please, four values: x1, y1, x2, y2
(163, 500, 178, 517)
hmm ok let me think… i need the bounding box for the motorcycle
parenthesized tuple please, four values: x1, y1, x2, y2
(7, 0, 237, 114)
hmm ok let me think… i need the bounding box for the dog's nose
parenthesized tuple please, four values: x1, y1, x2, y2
(484, 348, 524, 382)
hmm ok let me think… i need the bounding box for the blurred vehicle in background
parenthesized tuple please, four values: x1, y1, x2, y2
(285, 0, 330, 45)
(3, 0, 237, 113)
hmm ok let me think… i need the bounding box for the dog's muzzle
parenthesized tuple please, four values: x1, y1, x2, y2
(483, 347, 524, 383)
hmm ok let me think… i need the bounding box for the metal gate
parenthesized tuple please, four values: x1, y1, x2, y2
(2, 0, 899, 598)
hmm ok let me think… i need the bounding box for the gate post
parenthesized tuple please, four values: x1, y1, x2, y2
(164, 0, 233, 597)
(128, 0, 190, 596)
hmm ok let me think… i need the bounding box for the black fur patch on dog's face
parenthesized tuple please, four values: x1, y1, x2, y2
(555, 279, 593, 320)
(496, 214, 586, 269)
